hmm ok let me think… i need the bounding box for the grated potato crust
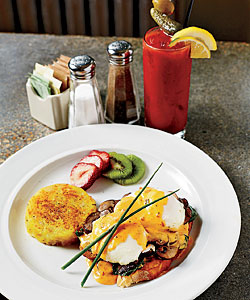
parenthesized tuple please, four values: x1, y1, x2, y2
(25, 184, 96, 246)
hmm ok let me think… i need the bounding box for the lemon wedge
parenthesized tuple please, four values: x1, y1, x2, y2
(172, 27, 217, 51)
(169, 36, 211, 58)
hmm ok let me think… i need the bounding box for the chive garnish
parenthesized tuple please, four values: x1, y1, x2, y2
(80, 163, 163, 287)
(61, 189, 179, 271)
(61, 163, 180, 287)
(62, 163, 161, 271)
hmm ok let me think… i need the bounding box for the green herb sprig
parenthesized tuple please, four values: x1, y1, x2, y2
(112, 255, 145, 276)
(61, 163, 180, 287)
(189, 205, 198, 222)
(79, 189, 178, 286)
(61, 189, 179, 271)
(80, 163, 163, 287)
(62, 163, 162, 272)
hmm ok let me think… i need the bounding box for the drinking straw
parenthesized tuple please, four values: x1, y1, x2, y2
(183, 0, 195, 28)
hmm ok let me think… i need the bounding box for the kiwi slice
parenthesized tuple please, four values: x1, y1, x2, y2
(114, 154, 145, 185)
(103, 152, 133, 180)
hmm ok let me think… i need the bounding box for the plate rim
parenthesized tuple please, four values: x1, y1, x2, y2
(0, 124, 241, 300)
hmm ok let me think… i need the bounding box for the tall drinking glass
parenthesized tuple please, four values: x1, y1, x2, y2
(143, 27, 192, 138)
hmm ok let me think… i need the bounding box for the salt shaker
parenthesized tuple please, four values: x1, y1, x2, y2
(68, 55, 104, 128)
(105, 40, 140, 124)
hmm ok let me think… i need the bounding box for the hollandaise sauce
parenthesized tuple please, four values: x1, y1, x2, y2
(80, 187, 195, 287)
(86, 259, 117, 285)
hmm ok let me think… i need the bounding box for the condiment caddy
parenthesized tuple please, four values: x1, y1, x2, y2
(26, 80, 69, 130)
(26, 42, 139, 130)
(26, 55, 71, 130)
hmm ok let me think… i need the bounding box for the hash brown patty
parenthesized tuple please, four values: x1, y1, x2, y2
(25, 184, 97, 246)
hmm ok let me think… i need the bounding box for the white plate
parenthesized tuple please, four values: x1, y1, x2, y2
(0, 124, 241, 300)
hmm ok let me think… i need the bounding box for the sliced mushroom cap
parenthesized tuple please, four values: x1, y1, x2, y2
(156, 245, 179, 259)
(98, 200, 120, 213)
(178, 197, 192, 224)
(83, 211, 101, 234)
(100, 209, 112, 217)
(79, 199, 120, 235)
(83, 249, 97, 260)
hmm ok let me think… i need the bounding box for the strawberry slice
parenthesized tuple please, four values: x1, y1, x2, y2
(70, 162, 99, 190)
(80, 155, 104, 175)
(89, 150, 110, 170)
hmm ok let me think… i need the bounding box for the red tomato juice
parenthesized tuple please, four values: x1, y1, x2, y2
(143, 27, 192, 134)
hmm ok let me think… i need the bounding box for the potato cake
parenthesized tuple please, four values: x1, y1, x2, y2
(25, 183, 96, 246)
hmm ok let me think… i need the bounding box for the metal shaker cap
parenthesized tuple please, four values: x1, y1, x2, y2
(68, 55, 96, 79)
(107, 40, 133, 65)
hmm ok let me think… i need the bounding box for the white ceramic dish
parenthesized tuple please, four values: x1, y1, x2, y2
(0, 124, 241, 300)
(26, 79, 69, 130)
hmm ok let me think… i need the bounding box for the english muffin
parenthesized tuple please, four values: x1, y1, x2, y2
(25, 183, 96, 246)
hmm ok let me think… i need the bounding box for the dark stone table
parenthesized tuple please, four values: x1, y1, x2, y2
(0, 33, 249, 299)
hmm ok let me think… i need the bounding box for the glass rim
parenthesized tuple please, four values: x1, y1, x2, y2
(143, 26, 190, 52)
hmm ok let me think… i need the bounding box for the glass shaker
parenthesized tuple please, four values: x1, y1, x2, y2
(105, 40, 141, 124)
(68, 55, 104, 128)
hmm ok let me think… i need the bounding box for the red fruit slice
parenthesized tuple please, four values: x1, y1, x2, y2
(70, 162, 99, 190)
(80, 155, 104, 175)
(89, 150, 110, 170)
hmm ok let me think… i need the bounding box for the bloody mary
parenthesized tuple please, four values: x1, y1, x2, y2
(143, 27, 192, 137)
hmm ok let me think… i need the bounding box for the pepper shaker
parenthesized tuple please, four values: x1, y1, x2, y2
(68, 55, 104, 128)
(105, 40, 141, 124)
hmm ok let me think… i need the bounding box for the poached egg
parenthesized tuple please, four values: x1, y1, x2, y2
(81, 187, 187, 267)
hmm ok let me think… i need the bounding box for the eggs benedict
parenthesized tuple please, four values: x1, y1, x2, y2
(79, 187, 197, 287)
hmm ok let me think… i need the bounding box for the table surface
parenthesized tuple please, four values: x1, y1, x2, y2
(0, 33, 249, 300)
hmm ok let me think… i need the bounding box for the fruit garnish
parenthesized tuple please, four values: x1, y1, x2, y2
(103, 152, 133, 180)
(150, 8, 182, 34)
(171, 26, 217, 51)
(80, 155, 104, 175)
(152, 0, 175, 15)
(89, 150, 110, 170)
(114, 154, 145, 185)
(169, 36, 211, 58)
(70, 150, 146, 190)
(102, 152, 146, 185)
(70, 162, 99, 190)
